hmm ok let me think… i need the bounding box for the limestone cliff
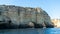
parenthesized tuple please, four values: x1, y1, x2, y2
(0, 5, 54, 28)
(51, 19, 60, 28)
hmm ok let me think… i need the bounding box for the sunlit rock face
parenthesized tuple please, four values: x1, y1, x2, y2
(51, 19, 60, 28)
(0, 5, 54, 28)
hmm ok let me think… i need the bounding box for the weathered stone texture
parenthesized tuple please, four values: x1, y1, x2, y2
(0, 5, 54, 28)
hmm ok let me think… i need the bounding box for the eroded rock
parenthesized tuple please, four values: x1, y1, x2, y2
(0, 5, 54, 28)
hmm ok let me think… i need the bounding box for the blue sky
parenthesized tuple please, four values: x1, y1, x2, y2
(0, 0, 60, 19)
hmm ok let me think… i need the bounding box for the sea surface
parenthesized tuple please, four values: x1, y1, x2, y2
(0, 28, 60, 34)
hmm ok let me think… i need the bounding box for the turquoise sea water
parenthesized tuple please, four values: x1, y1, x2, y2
(0, 28, 60, 34)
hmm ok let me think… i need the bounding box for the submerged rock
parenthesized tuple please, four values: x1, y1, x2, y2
(0, 5, 54, 29)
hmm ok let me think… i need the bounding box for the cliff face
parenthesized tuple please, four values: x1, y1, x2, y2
(51, 19, 60, 28)
(0, 5, 54, 28)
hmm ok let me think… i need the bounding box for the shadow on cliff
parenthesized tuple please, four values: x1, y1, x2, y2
(0, 21, 54, 29)
(0, 20, 18, 29)
(0, 5, 54, 29)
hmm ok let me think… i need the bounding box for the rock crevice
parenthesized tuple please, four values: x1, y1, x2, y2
(0, 5, 54, 29)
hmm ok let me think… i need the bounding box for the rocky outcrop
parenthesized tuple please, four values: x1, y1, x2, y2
(51, 19, 60, 28)
(0, 5, 54, 29)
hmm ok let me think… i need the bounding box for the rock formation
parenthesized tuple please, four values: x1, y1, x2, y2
(51, 19, 60, 28)
(0, 5, 54, 29)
